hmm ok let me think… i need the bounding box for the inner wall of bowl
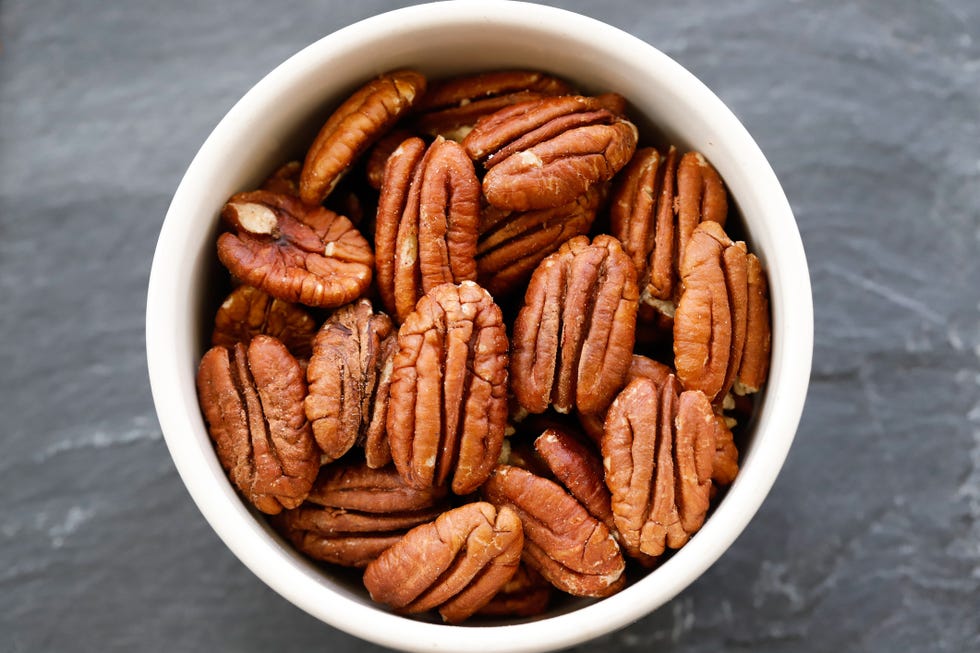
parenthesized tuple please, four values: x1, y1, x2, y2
(172, 3, 797, 645)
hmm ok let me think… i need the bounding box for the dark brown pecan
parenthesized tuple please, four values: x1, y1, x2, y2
(217, 190, 373, 309)
(476, 563, 552, 618)
(300, 70, 426, 205)
(602, 376, 715, 557)
(277, 461, 447, 568)
(363, 502, 523, 623)
(673, 221, 753, 403)
(260, 160, 301, 196)
(196, 336, 318, 515)
(733, 253, 771, 394)
(388, 282, 509, 495)
(414, 70, 574, 141)
(304, 299, 395, 464)
(611, 148, 728, 321)
(533, 428, 615, 532)
(510, 235, 638, 415)
(476, 185, 604, 296)
(211, 285, 317, 359)
(483, 465, 625, 597)
(375, 137, 481, 322)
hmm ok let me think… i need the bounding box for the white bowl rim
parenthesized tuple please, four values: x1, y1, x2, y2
(146, 2, 813, 651)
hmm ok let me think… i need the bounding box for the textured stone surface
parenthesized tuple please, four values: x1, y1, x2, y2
(1, 0, 978, 651)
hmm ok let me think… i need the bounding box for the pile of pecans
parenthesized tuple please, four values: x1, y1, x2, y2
(195, 69, 770, 623)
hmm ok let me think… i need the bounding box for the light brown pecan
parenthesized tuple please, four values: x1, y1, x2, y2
(388, 282, 509, 495)
(577, 354, 674, 445)
(711, 415, 739, 487)
(482, 465, 625, 597)
(733, 253, 771, 394)
(610, 148, 728, 320)
(260, 160, 301, 196)
(300, 70, 427, 205)
(463, 95, 638, 211)
(476, 185, 604, 296)
(211, 285, 317, 359)
(476, 563, 552, 618)
(277, 461, 447, 568)
(510, 235, 638, 415)
(375, 136, 481, 322)
(414, 70, 574, 141)
(602, 376, 715, 557)
(363, 502, 523, 623)
(196, 336, 318, 515)
(304, 299, 395, 464)
(217, 190, 373, 309)
(673, 221, 754, 403)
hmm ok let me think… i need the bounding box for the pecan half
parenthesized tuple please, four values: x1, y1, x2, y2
(476, 563, 552, 618)
(483, 465, 625, 597)
(388, 282, 509, 495)
(673, 221, 754, 403)
(602, 376, 715, 557)
(363, 502, 523, 623)
(260, 160, 301, 196)
(414, 70, 574, 141)
(375, 137, 481, 322)
(610, 148, 727, 319)
(534, 428, 615, 532)
(217, 190, 373, 308)
(366, 128, 415, 191)
(300, 70, 427, 205)
(304, 299, 395, 464)
(277, 461, 447, 568)
(510, 234, 638, 415)
(733, 253, 771, 394)
(476, 185, 604, 296)
(577, 354, 674, 445)
(196, 336, 318, 514)
(711, 415, 739, 486)
(463, 95, 638, 210)
(211, 285, 317, 359)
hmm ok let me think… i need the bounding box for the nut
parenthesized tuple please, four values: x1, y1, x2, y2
(476, 185, 604, 296)
(196, 335, 319, 515)
(375, 136, 481, 322)
(733, 252, 771, 394)
(577, 354, 674, 445)
(476, 563, 552, 618)
(277, 461, 447, 568)
(711, 415, 740, 487)
(533, 427, 615, 532)
(602, 376, 716, 557)
(482, 464, 625, 597)
(365, 128, 414, 191)
(260, 160, 301, 196)
(217, 190, 373, 309)
(510, 235, 638, 415)
(211, 285, 317, 359)
(300, 70, 427, 205)
(414, 70, 574, 141)
(363, 502, 523, 623)
(388, 282, 509, 495)
(673, 221, 757, 403)
(304, 299, 395, 465)
(463, 95, 638, 210)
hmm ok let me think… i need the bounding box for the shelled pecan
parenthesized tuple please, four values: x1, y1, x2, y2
(211, 285, 317, 359)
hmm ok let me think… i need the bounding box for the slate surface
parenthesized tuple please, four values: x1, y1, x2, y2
(1, 1, 978, 651)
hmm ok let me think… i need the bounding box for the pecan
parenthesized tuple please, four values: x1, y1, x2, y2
(476, 185, 604, 296)
(602, 376, 715, 557)
(375, 137, 481, 322)
(673, 221, 753, 403)
(217, 190, 373, 308)
(300, 70, 427, 205)
(463, 95, 638, 210)
(365, 128, 415, 190)
(196, 336, 318, 515)
(277, 461, 447, 568)
(304, 299, 395, 464)
(414, 70, 574, 141)
(610, 148, 727, 319)
(711, 415, 739, 486)
(363, 502, 523, 623)
(260, 160, 301, 196)
(483, 465, 625, 597)
(476, 563, 552, 618)
(211, 285, 317, 359)
(577, 355, 674, 445)
(388, 282, 509, 495)
(733, 253, 771, 394)
(533, 428, 615, 532)
(510, 235, 638, 415)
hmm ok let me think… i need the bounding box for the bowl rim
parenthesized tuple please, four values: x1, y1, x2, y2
(146, 2, 813, 651)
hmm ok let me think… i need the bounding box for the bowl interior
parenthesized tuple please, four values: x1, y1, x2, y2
(147, 2, 812, 651)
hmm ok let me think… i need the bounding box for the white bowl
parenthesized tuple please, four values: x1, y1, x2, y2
(146, 2, 813, 651)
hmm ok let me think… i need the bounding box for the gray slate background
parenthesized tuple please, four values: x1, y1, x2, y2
(2, 0, 978, 651)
